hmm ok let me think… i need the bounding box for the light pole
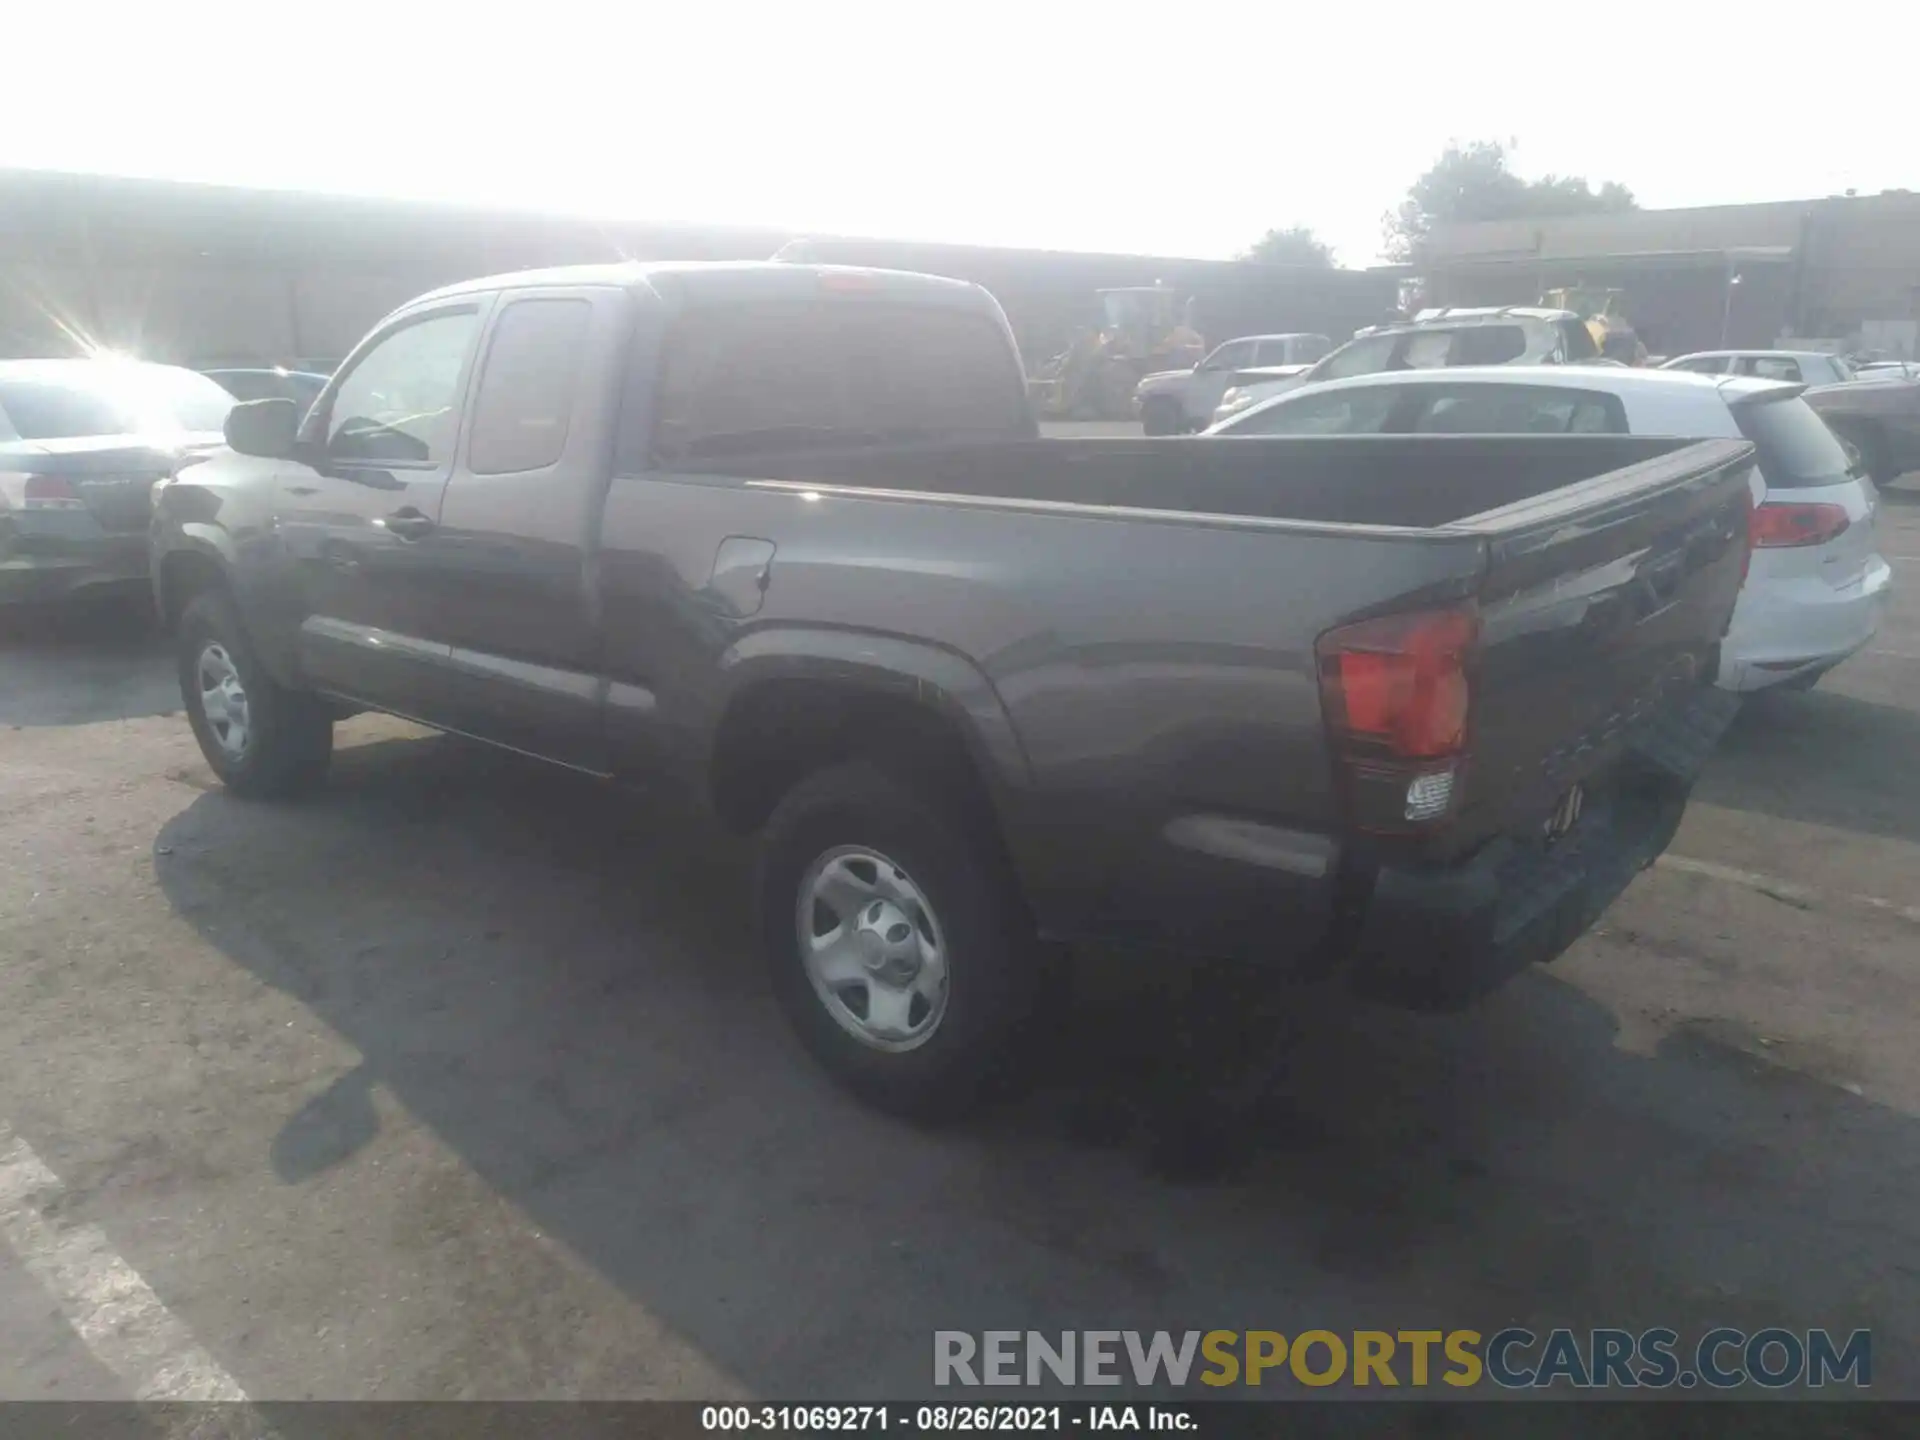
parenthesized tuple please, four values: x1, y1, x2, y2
(1719, 270, 1744, 348)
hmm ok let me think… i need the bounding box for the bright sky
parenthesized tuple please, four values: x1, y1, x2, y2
(9, 1, 1915, 266)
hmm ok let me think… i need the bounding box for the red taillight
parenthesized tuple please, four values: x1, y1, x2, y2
(1750, 501, 1849, 549)
(1318, 606, 1477, 759)
(25, 475, 79, 505)
(2, 474, 87, 511)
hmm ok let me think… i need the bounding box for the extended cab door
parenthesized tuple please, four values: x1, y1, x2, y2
(278, 300, 489, 720)
(426, 285, 632, 771)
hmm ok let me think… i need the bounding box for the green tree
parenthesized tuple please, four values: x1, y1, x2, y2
(1384, 140, 1636, 261)
(1240, 225, 1336, 267)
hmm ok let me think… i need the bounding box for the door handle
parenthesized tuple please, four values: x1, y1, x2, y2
(379, 507, 435, 541)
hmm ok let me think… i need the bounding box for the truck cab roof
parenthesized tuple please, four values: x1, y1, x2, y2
(407, 260, 993, 312)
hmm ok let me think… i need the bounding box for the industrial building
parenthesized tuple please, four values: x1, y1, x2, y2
(1417, 190, 1920, 359)
(0, 169, 1397, 372)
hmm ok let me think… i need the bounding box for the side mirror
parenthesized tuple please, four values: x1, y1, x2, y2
(224, 398, 299, 459)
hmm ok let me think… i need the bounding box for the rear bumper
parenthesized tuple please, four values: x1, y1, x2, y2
(1347, 686, 1740, 1009)
(1126, 688, 1738, 1009)
(0, 523, 150, 605)
(1717, 556, 1891, 691)
(1345, 777, 1684, 1009)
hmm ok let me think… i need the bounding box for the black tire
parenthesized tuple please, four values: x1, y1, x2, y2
(1140, 397, 1182, 437)
(757, 761, 1040, 1121)
(1831, 419, 1892, 484)
(178, 590, 333, 798)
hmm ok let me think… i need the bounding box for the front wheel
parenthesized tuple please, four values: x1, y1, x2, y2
(178, 591, 333, 797)
(757, 762, 1039, 1121)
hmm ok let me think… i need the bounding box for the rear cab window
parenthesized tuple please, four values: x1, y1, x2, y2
(651, 301, 1032, 465)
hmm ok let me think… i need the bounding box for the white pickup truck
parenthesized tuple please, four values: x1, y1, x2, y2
(1133, 333, 1331, 434)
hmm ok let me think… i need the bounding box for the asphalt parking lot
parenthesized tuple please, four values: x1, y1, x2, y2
(4, 472, 1920, 1411)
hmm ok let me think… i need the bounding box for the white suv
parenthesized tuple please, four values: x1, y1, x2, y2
(1212, 365, 1890, 693)
(1133, 333, 1333, 435)
(1211, 307, 1605, 427)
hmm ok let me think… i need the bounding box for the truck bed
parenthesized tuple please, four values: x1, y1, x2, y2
(680, 433, 1713, 531)
(639, 430, 1756, 969)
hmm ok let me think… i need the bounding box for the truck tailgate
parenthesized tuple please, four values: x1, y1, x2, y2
(1447, 437, 1755, 854)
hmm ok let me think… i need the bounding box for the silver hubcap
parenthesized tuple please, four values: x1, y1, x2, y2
(797, 846, 950, 1052)
(197, 643, 251, 760)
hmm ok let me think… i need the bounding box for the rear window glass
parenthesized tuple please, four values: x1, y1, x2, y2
(1449, 326, 1528, 365)
(1558, 319, 1601, 361)
(0, 381, 138, 438)
(1733, 396, 1854, 486)
(1410, 385, 1627, 435)
(653, 302, 1030, 463)
(0, 366, 233, 439)
(1738, 356, 1803, 382)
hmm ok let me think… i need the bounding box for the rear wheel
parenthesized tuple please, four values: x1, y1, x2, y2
(757, 761, 1039, 1121)
(1140, 397, 1182, 437)
(178, 591, 333, 797)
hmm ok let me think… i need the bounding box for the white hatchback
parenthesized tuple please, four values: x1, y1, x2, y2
(1210, 365, 1891, 693)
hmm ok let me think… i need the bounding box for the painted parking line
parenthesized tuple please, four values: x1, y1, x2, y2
(0, 1123, 248, 1403)
(1657, 854, 1920, 926)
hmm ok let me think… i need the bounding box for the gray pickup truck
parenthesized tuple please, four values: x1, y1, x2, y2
(152, 261, 1754, 1118)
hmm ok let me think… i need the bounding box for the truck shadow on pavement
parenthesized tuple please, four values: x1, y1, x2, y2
(153, 731, 1920, 1402)
(1695, 688, 1920, 846)
(0, 598, 177, 727)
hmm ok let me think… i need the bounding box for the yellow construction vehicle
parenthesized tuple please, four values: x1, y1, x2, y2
(1028, 286, 1206, 420)
(1542, 286, 1648, 365)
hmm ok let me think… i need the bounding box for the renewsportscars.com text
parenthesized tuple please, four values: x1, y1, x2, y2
(933, 1328, 1870, 1390)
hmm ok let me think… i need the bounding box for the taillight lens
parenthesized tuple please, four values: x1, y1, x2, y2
(25, 475, 84, 510)
(0, 472, 85, 512)
(1317, 605, 1478, 833)
(1750, 501, 1849, 549)
(1318, 606, 1477, 759)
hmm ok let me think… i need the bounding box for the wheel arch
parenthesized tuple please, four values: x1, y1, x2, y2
(705, 628, 1032, 841)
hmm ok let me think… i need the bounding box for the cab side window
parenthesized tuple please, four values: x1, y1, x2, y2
(1202, 340, 1257, 372)
(466, 299, 593, 475)
(326, 310, 480, 466)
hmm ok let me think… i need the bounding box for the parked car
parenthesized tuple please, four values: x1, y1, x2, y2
(1213, 365, 1890, 692)
(1210, 306, 1605, 427)
(1132, 333, 1331, 434)
(1662, 350, 1920, 480)
(1855, 360, 1920, 382)
(154, 262, 1752, 1117)
(1, 359, 234, 606)
(1661, 350, 1859, 385)
(203, 367, 330, 416)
